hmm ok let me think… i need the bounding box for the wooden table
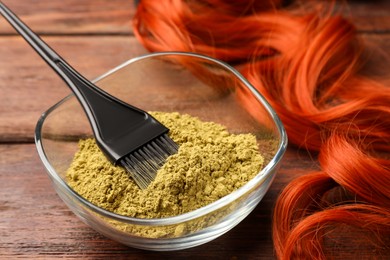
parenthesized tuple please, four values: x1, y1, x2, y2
(0, 1, 389, 259)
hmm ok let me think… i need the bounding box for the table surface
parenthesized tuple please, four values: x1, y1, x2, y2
(0, 1, 389, 259)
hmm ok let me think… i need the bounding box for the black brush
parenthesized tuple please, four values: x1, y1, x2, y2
(0, 2, 178, 189)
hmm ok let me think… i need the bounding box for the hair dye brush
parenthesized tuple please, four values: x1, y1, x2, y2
(0, 2, 178, 189)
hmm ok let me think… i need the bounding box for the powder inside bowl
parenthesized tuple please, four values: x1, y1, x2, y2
(66, 112, 264, 219)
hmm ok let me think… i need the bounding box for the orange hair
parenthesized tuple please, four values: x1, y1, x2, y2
(133, 0, 390, 258)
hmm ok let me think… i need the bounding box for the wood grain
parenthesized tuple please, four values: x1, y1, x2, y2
(0, 0, 389, 259)
(0, 36, 147, 142)
(0, 0, 134, 35)
(0, 0, 389, 35)
(344, 0, 390, 32)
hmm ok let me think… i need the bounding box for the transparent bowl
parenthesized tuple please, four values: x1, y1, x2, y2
(35, 52, 287, 251)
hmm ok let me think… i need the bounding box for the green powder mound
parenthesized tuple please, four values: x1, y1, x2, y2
(66, 112, 264, 218)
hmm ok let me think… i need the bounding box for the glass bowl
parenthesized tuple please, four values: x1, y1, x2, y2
(35, 52, 287, 251)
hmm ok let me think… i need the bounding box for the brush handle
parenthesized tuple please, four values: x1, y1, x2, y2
(0, 2, 111, 107)
(0, 2, 155, 163)
(0, 3, 61, 61)
(0, 2, 75, 86)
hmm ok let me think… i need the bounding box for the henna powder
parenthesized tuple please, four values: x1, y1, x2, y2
(66, 112, 264, 220)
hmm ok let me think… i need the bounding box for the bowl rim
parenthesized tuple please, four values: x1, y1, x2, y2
(35, 51, 288, 226)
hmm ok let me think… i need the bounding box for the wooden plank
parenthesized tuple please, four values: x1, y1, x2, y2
(343, 0, 390, 33)
(0, 0, 135, 35)
(0, 36, 147, 142)
(0, 34, 389, 143)
(0, 0, 389, 35)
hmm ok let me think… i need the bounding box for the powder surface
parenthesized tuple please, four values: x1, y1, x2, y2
(66, 112, 264, 219)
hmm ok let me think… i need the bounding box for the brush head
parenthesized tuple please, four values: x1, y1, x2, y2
(120, 133, 179, 189)
(82, 88, 179, 189)
(72, 79, 179, 189)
